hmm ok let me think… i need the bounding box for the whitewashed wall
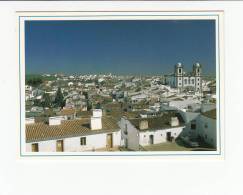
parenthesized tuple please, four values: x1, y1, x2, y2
(26, 140, 56, 152)
(139, 127, 184, 146)
(112, 131, 121, 147)
(120, 118, 139, 151)
(120, 117, 184, 149)
(169, 99, 200, 110)
(26, 130, 121, 152)
(197, 115, 216, 148)
(64, 134, 106, 151)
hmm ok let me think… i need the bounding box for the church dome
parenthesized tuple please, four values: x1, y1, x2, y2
(176, 62, 183, 68)
(194, 62, 201, 68)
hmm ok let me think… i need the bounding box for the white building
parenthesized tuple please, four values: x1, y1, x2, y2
(166, 62, 202, 93)
(196, 109, 216, 148)
(119, 112, 185, 151)
(179, 107, 216, 148)
(68, 82, 74, 87)
(25, 109, 121, 152)
(131, 94, 148, 103)
(168, 98, 201, 111)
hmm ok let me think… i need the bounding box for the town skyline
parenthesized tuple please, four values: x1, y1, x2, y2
(26, 71, 216, 78)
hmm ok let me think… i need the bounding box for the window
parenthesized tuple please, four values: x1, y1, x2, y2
(198, 83, 200, 86)
(178, 68, 181, 74)
(124, 124, 128, 135)
(144, 135, 146, 138)
(191, 121, 196, 130)
(31, 143, 39, 152)
(191, 79, 194, 84)
(205, 123, 208, 128)
(198, 78, 200, 81)
(184, 79, 187, 85)
(80, 137, 86, 145)
(161, 134, 163, 136)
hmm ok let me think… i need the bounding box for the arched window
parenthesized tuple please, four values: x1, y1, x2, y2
(184, 79, 187, 85)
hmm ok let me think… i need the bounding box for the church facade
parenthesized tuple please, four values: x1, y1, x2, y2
(165, 62, 202, 92)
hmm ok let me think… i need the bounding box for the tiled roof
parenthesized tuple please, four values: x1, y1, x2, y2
(202, 109, 216, 120)
(76, 110, 92, 117)
(128, 112, 184, 131)
(59, 108, 76, 116)
(26, 117, 119, 143)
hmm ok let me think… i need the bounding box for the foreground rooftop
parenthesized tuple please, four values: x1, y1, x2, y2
(128, 112, 185, 131)
(26, 117, 119, 143)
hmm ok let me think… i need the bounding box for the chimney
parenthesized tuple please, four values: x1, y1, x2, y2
(26, 117, 35, 124)
(92, 109, 102, 117)
(90, 109, 102, 130)
(170, 117, 179, 127)
(139, 120, 148, 130)
(49, 116, 64, 126)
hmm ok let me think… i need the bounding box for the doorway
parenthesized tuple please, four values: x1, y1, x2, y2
(166, 132, 172, 142)
(106, 133, 113, 148)
(149, 135, 154, 145)
(124, 138, 128, 148)
(56, 140, 64, 152)
(31, 143, 39, 152)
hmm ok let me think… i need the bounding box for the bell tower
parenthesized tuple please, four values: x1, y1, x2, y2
(193, 62, 202, 92)
(175, 62, 183, 88)
(193, 62, 201, 76)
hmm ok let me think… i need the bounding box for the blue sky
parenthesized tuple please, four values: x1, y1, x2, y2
(25, 20, 216, 75)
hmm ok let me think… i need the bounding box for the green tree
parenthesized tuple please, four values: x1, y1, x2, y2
(41, 93, 51, 108)
(95, 102, 101, 109)
(54, 87, 65, 108)
(135, 87, 141, 92)
(33, 99, 42, 107)
(26, 75, 43, 87)
(83, 91, 88, 99)
(87, 100, 92, 111)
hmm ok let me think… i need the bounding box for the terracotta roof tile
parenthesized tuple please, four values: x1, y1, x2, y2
(128, 112, 185, 131)
(59, 108, 76, 116)
(26, 117, 119, 143)
(202, 109, 216, 120)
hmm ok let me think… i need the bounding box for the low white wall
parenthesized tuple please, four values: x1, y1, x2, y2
(26, 130, 121, 152)
(139, 127, 184, 146)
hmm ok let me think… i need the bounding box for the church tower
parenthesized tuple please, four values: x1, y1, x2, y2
(193, 62, 202, 92)
(174, 62, 183, 89)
